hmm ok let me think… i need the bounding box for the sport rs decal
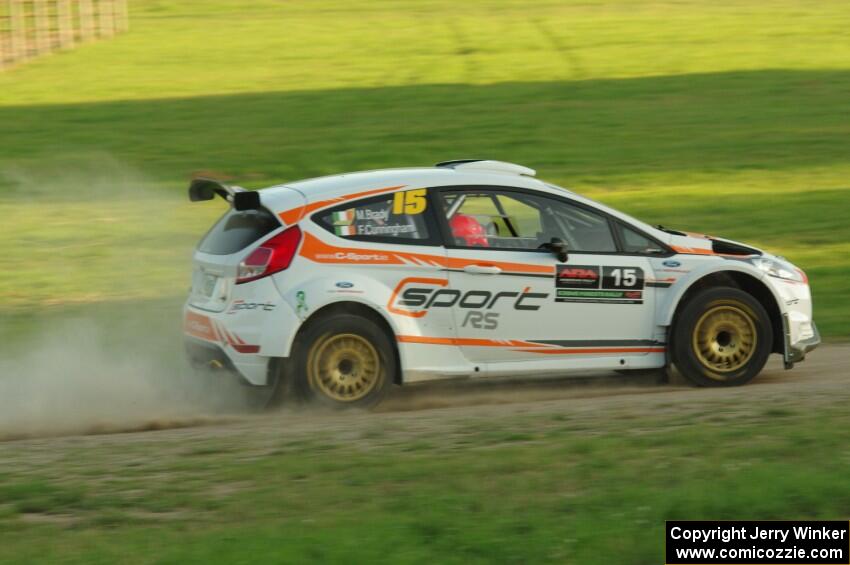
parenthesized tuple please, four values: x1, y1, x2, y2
(556, 265, 645, 304)
(388, 277, 548, 318)
(278, 184, 406, 225)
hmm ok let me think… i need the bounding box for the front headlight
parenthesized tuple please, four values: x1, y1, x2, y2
(751, 256, 806, 283)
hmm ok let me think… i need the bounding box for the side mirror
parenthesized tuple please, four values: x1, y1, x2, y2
(540, 237, 569, 262)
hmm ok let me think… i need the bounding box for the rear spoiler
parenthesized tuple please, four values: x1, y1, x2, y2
(188, 177, 260, 211)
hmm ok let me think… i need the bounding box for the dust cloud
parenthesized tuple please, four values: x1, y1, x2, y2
(0, 317, 267, 441)
(0, 155, 266, 440)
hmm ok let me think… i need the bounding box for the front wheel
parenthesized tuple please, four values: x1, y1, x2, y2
(293, 313, 395, 409)
(671, 287, 773, 387)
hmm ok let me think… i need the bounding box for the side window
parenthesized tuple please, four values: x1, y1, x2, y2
(542, 197, 617, 252)
(616, 224, 667, 254)
(314, 189, 433, 243)
(440, 191, 539, 249)
(439, 189, 617, 253)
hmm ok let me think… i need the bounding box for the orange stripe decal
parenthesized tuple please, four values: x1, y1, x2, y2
(279, 205, 305, 226)
(299, 232, 410, 265)
(279, 184, 406, 225)
(446, 257, 554, 275)
(397, 336, 543, 347)
(184, 311, 218, 342)
(396, 336, 663, 354)
(299, 232, 556, 277)
(671, 245, 716, 256)
(514, 347, 666, 355)
(185, 312, 259, 352)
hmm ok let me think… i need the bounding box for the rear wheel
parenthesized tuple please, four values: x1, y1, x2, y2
(671, 287, 772, 387)
(293, 313, 394, 408)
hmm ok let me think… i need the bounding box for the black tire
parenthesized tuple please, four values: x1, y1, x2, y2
(671, 287, 773, 387)
(292, 313, 395, 409)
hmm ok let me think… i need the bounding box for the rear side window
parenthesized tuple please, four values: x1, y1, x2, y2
(198, 208, 280, 255)
(314, 189, 436, 244)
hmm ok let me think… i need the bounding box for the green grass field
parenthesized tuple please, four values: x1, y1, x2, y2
(0, 393, 848, 564)
(0, 0, 848, 335)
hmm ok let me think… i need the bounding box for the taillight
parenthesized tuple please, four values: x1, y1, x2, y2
(236, 226, 302, 284)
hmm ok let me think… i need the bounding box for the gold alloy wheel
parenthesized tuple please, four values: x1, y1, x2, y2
(307, 333, 383, 402)
(691, 301, 758, 375)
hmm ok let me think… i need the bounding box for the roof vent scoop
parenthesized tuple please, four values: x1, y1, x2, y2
(435, 159, 536, 177)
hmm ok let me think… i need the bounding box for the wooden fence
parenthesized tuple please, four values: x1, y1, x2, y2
(0, 0, 128, 69)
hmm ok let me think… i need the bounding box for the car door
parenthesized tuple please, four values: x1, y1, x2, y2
(435, 186, 664, 368)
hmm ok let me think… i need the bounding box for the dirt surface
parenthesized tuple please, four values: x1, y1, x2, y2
(1, 345, 846, 450)
(380, 343, 850, 412)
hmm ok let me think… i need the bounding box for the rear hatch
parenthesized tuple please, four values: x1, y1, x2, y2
(188, 206, 283, 312)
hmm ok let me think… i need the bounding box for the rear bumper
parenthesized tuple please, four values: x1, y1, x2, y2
(184, 337, 273, 386)
(182, 276, 301, 385)
(185, 338, 238, 373)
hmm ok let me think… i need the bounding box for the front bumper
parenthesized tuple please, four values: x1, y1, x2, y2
(783, 315, 821, 368)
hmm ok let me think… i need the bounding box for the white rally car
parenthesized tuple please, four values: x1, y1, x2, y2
(184, 160, 819, 408)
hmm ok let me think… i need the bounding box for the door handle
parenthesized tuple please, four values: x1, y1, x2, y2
(463, 264, 502, 275)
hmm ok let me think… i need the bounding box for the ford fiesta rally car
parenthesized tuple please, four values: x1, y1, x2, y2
(184, 160, 819, 408)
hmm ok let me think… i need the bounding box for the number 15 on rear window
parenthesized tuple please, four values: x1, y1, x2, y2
(392, 189, 427, 215)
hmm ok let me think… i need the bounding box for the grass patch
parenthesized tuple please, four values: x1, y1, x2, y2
(0, 481, 88, 514)
(0, 403, 846, 563)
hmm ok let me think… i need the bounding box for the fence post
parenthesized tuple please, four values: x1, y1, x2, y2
(0, 1, 7, 68)
(114, 0, 126, 32)
(0, 0, 128, 70)
(56, 0, 73, 48)
(8, 0, 24, 62)
(33, 0, 51, 55)
(97, 0, 114, 37)
(78, 0, 94, 41)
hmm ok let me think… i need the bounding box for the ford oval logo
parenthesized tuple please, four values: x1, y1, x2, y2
(335, 281, 354, 288)
(663, 260, 681, 268)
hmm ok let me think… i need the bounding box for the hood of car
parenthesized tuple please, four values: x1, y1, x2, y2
(665, 229, 763, 256)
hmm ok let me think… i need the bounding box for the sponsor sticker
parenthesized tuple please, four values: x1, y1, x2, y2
(227, 300, 276, 314)
(556, 265, 600, 289)
(295, 290, 309, 317)
(334, 224, 357, 236)
(331, 209, 356, 225)
(315, 251, 389, 262)
(556, 265, 645, 304)
(356, 208, 390, 222)
(357, 223, 417, 236)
